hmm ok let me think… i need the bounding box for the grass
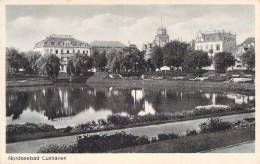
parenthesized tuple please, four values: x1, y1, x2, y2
(6, 111, 254, 143)
(109, 127, 255, 153)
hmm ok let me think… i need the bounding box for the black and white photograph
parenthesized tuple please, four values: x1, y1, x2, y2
(1, 1, 259, 163)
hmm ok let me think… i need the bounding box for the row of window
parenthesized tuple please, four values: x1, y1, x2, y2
(46, 49, 89, 55)
(40, 42, 88, 47)
(196, 44, 221, 51)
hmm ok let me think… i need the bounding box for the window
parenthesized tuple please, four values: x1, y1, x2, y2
(205, 45, 208, 50)
(210, 45, 213, 49)
(67, 50, 69, 54)
(197, 46, 199, 50)
(61, 50, 63, 54)
(66, 43, 70, 47)
(78, 50, 80, 53)
(83, 50, 85, 54)
(61, 65, 64, 70)
(73, 50, 75, 54)
(55, 50, 58, 54)
(216, 44, 220, 51)
(51, 42, 55, 46)
(86, 51, 88, 55)
(200, 46, 203, 50)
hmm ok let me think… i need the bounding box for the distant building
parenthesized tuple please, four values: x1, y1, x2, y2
(143, 14, 170, 61)
(234, 37, 255, 69)
(194, 28, 236, 70)
(143, 27, 170, 60)
(195, 28, 236, 58)
(34, 34, 91, 73)
(91, 41, 127, 54)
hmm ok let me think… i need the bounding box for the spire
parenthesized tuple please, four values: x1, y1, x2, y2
(161, 12, 162, 28)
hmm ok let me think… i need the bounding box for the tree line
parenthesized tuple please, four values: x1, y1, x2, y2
(6, 40, 255, 81)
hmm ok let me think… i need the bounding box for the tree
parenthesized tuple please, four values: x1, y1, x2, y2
(146, 59, 156, 72)
(67, 53, 93, 75)
(162, 41, 190, 70)
(37, 54, 60, 82)
(183, 50, 211, 71)
(242, 47, 255, 71)
(107, 49, 122, 73)
(151, 46, 163, 70)
(92, 51, 107, 71)
(25, 51, 42, 74)
(214, 52, 235, 72)
(6, 47, 28, 72)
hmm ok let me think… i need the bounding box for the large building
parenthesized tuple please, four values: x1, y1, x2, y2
(91, 41, 127, 54)
(194, 28, 236, 70)
(143, 27, 170, 60)
(34, 34, 91, 73)
(194, 28, 236, 58)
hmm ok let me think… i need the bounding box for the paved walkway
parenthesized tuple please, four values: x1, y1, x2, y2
(6, 113, 254, 153)
(205, 141, 255, 153)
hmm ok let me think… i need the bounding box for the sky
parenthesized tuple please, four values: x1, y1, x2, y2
(6, 5, 255, 52)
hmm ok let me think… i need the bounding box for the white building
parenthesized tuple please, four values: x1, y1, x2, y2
(234, 37, 255, 70)
(34, 34, 91, 73)
(194, 28, 236, 70)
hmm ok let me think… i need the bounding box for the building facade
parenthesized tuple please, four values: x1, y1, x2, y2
(143, 27, 170, 60)
(194, 29, 236, 58)
(234, 37, 255, 69)
(194, 28, 236, 70)
(34, 34, 91, 73)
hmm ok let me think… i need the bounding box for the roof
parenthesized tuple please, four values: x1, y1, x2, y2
(238, 37, 255, 47)
(35, 34, 88, 46)
(91, 41, 126, 48)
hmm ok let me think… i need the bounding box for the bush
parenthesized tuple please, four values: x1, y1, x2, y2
(38, 144, 78, 153)
(230, 103, 255, 111)
(199, 117, 232, 133)
(6, 123, 56, 136)
(64, 126, 73, 133)
(157, 133, 179, 141)
(107, 114, 133, 125)
(186, 129, 198, 136)
(76, 132, 150, 153)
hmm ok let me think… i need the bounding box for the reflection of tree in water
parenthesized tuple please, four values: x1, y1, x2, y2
(144, 90, 213, 113)
(6, 91, 29, 119)
(7, 86, 255, 121)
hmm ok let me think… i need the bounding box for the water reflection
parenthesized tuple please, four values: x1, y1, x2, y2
(6, 85, 255, 128)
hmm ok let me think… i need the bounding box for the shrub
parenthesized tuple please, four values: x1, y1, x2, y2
(229, 103, 255, 111)
(38, 144, 78, 153)
(6, 123, 56, 136)
(76, 132, 150, 153)
(157, 133, 179, 141)
(186, 129, 198, 136)
(199, 117, 232, 133)
(107, 114, 132, 125)
(64, 126, 73, 133)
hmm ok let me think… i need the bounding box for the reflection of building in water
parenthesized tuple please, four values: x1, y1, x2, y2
(131, 89, 144, 104)
(138, 100, 155, 116)
(226, 93, 254, 104)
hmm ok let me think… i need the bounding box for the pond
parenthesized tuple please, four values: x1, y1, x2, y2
(6, 84, 255, 128)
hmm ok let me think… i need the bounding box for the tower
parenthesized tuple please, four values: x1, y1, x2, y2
(154, 13, 169, 47)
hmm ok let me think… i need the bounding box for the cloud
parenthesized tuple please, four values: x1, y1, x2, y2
(6, 10, 254, 52)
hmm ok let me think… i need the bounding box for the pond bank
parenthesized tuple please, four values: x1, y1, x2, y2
(86, 76, 255, 93)
(6, 112, 254, 153)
